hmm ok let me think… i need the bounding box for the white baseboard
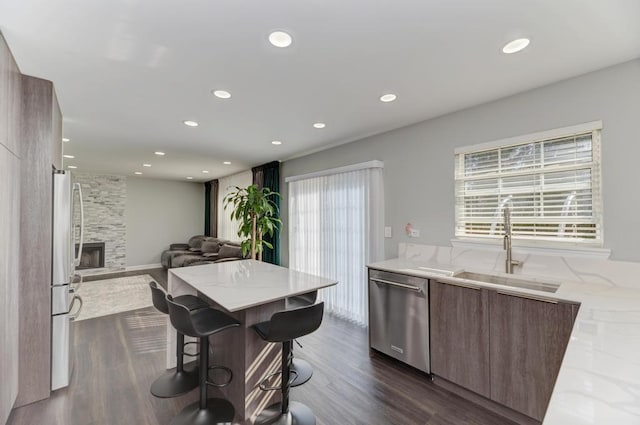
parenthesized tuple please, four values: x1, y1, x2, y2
(126, 263, 162, 271)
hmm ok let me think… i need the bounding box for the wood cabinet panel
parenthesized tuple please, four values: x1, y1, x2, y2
(16, 75, 59, 406)
(430, 280, 491, 397)
(489, 292, 575, 421)
(0, 145, 20, 425)
(1, 32, 21, 156)
(0, 31, 22, 425)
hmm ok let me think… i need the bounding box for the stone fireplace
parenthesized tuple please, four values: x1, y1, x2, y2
(72, 174, 126, 270)
(75, 242, 106, 269)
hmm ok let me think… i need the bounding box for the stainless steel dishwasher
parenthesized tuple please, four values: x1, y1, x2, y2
(368, 268, 430, 373)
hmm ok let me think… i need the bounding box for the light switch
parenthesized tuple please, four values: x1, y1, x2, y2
(384, 226, 392, 238)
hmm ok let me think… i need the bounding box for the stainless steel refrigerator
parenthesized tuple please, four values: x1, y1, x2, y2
(51, 170, 84, 391)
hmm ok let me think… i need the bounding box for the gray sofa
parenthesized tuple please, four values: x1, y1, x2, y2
(161, 235, 246, 269)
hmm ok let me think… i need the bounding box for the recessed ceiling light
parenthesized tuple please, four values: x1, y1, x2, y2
(183, 120, 199, 127)
(154, 151, 165, 156)
(134, 171, 143, 175)
(213, 90, 231, 99)
(186, 176, 194, 180)
(271, 141, 282, 145)
(143, 163, 152, 167)
(202, 170, 210, 173)
(380, 94, 397, 103)
(313, 122, 326, 129)
(268, 31, 293, 48)
(502, 38, 530, 54)
(67, 165, 77, 169)
(62, 138, 70, 142)
(63, 154, 75, 159)
(223, 161, 231, 165)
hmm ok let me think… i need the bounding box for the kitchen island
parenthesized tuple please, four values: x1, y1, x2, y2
(166, 260, 337, 424)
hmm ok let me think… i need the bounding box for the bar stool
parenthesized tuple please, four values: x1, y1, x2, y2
(166, 294, 241, 425)
(285, 291, 318, 388)
(149, 281, 208, 398)
(252, 302, 325, 425)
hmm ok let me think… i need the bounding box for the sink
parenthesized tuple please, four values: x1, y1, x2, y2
(453, 271, 560, 293)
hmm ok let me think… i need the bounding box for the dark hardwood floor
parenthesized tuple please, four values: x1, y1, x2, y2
(8, 269, 517, 425)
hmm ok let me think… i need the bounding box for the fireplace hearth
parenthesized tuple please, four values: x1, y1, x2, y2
(75, 242, 105, 270)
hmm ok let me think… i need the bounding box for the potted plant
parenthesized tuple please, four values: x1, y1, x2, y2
(224, 184, 281, 260)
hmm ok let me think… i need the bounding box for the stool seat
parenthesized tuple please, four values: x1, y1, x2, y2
(166, 294, 240, 425)
(150, 281, 208, 314)
(252, 302, 324, 425)
(167, 295, 240, 338)
(174, 294, 209, 311)
(149, 281, 207, 398)
(284, 291, 318, 388)
(252, 303, 324, 343)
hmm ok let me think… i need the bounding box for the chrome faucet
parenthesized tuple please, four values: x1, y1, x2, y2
(503, 206, 521, 274)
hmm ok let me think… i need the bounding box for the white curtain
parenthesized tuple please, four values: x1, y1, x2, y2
(288, 162, 384, 326)
(217, 170, 253, 241)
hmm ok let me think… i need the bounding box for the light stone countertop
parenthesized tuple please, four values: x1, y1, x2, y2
(368, 244, 640, 425)
(169, 259, 337, 312)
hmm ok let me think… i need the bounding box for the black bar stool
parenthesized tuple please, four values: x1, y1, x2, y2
(285, 291, 318, 388)
(149, 281, 208, 398)
(252, 302, 325, 425)
(166, 294, 240, 425)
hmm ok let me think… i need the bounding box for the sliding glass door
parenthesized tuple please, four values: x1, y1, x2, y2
(288, 162, 384, 326)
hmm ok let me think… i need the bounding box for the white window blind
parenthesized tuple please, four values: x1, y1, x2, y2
(288, 163, 384, 326)
(454, 126, 603, 246)
(217, 170, 252, 241)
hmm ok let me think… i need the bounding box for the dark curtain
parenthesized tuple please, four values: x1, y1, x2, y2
(252, 161, 280, 265)
(204, 179, 219, 237)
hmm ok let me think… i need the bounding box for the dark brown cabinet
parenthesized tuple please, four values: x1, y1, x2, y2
(431, 280, 577, 422)
(489, 291, 575, 421)
(430, 280, 491, 397)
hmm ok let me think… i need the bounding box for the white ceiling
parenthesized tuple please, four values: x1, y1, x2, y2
(1, 0, 639, 181)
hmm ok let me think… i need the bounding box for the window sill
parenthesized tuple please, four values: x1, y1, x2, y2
(450, 238, 611, 260)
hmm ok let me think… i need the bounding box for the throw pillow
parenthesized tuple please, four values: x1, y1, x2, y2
(218, 244, 242, 259)
(201, 240, 222, 253)
(188, 235, 206, 249)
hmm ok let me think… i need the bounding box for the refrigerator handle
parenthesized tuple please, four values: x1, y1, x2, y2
(69, 295, 84, 321)
(73, 182, 84, 267)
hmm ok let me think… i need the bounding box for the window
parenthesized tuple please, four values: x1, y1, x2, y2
(454, 122, 603, 246)
(217, 170, 252, 241)
(287, 161, 384, 326)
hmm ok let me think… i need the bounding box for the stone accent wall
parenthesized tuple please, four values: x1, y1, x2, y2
(73, 173, 126, 269)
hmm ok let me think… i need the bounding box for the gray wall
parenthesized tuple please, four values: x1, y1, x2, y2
(126, 177, 204, 267)
(281, 59, 640, 264)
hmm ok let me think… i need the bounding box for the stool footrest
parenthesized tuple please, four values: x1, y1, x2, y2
(206, 365, 233, 388)
(182, 340, 199, 358)
(259, 370, 299, 392)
